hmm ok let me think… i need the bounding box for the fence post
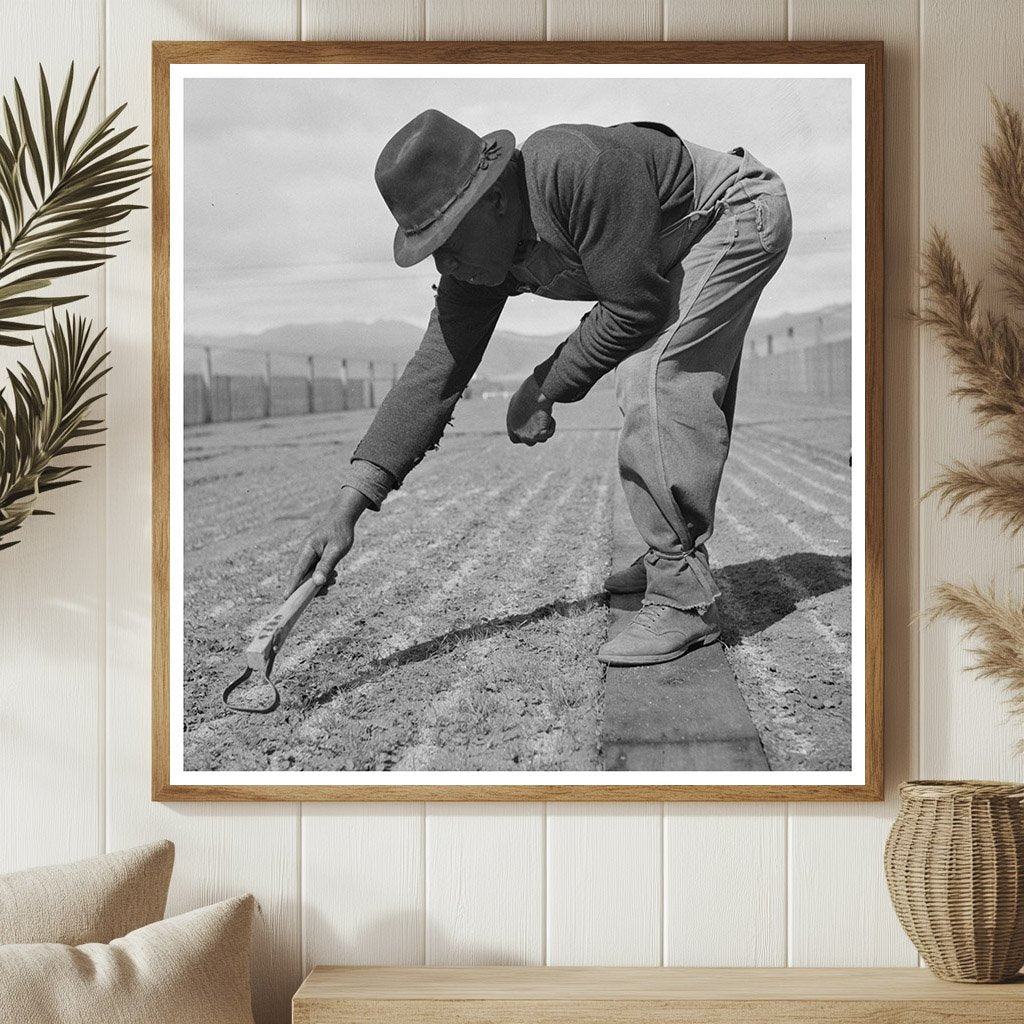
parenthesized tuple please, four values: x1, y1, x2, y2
(202, 346, 214, 424)
(368, 360, 375, 409)
(766, 333, 773, 356)
(340, 357, 349, 412)
(263, 352, 272, 419)
(224, 355, 232, 423)
(307, 355, 316, 414)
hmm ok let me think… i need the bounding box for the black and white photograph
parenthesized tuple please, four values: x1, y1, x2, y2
(159, 49, 877, 796)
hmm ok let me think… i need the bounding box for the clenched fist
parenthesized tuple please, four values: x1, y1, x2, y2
(506, 375, 556, 446)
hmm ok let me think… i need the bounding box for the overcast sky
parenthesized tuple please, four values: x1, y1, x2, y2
(183, 74, 851, 338)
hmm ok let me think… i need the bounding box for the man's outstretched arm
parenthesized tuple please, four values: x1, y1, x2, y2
(285, 275, 508, 594)
(349, 276, 506, 482)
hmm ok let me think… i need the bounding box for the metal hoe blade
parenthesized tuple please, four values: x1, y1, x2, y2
(222, 655, 281, 715)
(221, 577, 323, 714)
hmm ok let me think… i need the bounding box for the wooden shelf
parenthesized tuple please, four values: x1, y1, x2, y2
(293, 966, 1024, 1023)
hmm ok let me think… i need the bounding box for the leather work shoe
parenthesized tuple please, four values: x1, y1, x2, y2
(596, 603, 721, 666)
(603, 553, 648, 594)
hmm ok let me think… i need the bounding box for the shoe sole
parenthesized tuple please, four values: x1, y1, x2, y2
(603, 582, 646, 595)
(596, 629, 722, 667)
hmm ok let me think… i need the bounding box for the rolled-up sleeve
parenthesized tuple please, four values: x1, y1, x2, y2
(341, 458, 396, 511)
(349, 275, 508, 492)
(532, 147, 672, 403)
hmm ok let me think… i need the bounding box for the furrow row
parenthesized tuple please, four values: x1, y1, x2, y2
(727, 450, 851, 531)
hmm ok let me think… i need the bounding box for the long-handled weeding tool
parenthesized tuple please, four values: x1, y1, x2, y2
(221, 577, 323, 714)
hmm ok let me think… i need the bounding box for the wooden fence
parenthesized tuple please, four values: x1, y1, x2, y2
(740, 337, 852, 404)
(185, 329, 852, 427)
(183, 346, 399, 426)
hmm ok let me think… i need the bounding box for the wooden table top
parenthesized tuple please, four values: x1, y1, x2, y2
(295, 966, 1024, 1002)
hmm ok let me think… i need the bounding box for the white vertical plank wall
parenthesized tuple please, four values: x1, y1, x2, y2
(3, 3, 1024, 1023)
(0, 0, 106, 874)
(425, 803, 545, 964)
(917, 0, 1024, 778)
(547, 0, 662, 40)
(425, 0, 544, 41)
(664, 1, 787, 41)
(547, 803, 662, 964)
(303, 0, 424, 41)
(664, 803, 786, 966)
(302, 803, 426, 971)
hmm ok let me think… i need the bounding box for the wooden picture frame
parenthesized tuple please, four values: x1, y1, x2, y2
(153, 40, 883, 801)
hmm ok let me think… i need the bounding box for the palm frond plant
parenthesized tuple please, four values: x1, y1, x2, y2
(916, 94, 1024, 730)
(0, 314, 110, 550)
(0, 64, 148, 346)
(0, 65, 147, 549)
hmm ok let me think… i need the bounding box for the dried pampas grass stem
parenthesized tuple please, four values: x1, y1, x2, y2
(931, 583, 1024, 722)
(918, 94, 1024, 732)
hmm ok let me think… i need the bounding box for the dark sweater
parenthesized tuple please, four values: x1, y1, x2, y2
(347, 122, 694, 508)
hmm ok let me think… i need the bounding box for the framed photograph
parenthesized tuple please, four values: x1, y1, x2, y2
(153, 41, 883, 801)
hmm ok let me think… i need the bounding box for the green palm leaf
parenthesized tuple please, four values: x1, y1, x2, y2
(0, 312, 110, 548)
(0, 64, 148, 345)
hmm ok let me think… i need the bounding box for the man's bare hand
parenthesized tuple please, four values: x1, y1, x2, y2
(286, 487, 370, 595)
(506, 375, 556, 446)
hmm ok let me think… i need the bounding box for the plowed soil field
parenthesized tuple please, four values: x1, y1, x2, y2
(716, 399, 853, 771)
(182, 384, 852, 772)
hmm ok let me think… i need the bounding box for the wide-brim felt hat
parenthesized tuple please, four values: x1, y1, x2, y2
(374, 109, 516, 268)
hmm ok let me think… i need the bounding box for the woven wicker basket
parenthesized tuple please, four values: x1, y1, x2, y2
(884, 780, 1024, 982)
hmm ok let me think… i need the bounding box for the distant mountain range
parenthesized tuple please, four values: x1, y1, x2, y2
(185, 301, 852, 383)
(186, 319, 565, 383)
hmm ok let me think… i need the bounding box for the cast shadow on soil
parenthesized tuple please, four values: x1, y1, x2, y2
(715, 552, 852, 645)
(301, 592, 609, 712)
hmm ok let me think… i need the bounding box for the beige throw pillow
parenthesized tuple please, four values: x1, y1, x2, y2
(0, 894, 256, 1024)
(0, 840, 174, 945)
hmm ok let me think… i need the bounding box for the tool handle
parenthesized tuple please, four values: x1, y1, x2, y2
(244, 577, 322, 673)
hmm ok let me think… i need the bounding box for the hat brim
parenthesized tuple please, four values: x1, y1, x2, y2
(392, 129, 516, 269)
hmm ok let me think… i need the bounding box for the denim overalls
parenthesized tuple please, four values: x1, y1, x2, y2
(615, 138, 793, 610)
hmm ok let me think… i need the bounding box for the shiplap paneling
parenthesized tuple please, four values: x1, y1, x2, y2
(664, 0, 787, 40)
(302, 0, 425, 40)
(302, 804, 425, 971)
(103, 5, 303, 1022)
(425, 804, 545, 964)
(425, 0, 545, 41)
(0, 0, 107, 875)
(547, 803, 662, 964)
(547, 0, 662, 40)
(664, 804, 786, 965)
(918, 0, 1024, 779)
(786, 0, 921, 968)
